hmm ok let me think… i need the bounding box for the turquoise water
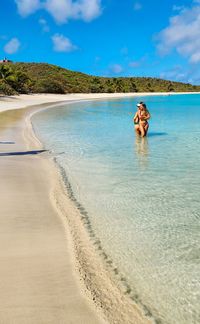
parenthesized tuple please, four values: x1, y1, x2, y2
(33, 95, 200, 324)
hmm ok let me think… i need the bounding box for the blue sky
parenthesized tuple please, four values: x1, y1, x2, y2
(1, 0, 200, 84)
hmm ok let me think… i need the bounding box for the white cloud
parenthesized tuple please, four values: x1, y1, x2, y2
(172, 5, 185, 12)
(52, 34, 78, 52)
(157, 1, 200, 63)
(75, 0, 102, 22)
(15, 0, 102, 23)
(133, 2, 142, 11)
(39, 18, 50, 32)
(159, 64, 200, 84)
(190, 52, 200, 63)
(160, 65, 183, 80)
(15, 0, 41, 16)
(4, 38, 21, 54)
(110, 64, 123, 74)
(45, 0, 73, 23)
(45, 0, 102, 23)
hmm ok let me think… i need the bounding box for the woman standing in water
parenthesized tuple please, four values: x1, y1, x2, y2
(133, 102, 150, 137)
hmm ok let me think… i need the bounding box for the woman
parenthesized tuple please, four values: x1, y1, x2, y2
(133, 102, 150, 137)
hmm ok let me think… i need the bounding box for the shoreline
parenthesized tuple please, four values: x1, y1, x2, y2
(28, 96, 154, 323)
(27, 101, 154, 323)
(0, 92, 199, 323)
(0, 100, 106, 323)
(1, 91, 200, 113)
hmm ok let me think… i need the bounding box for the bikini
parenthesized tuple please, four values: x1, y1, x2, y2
(139, 113, 148, 125)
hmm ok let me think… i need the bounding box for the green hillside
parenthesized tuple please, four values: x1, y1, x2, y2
(0, 62, 200, 95)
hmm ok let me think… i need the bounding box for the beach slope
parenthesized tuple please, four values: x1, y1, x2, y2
(0, 105, 105, 323)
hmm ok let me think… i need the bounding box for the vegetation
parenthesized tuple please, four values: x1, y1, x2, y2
(0, 62, 200, 95)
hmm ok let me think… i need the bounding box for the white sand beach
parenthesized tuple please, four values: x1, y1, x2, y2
(0, 92, 198, 323)
(0, 99, 106, 323)
(1, 92, 200, 113)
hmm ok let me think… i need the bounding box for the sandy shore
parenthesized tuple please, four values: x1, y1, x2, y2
(0, 108, 110, 323)
(1, 91, 200, 113)
(0, 92, 198, 323)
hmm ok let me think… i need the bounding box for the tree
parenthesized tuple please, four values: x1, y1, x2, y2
(0, 65, 31, 94)
(0, 65, 13, 81)
(168, 82, 174, 92)
(35, 78, 66, 94)
(90, 77, 102, 93)
(0, 79, 17, 95)
(6, 71, 31, 93)
(130, 80, 138, 92)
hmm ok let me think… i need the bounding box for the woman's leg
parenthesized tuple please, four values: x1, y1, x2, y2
(135, 124, 141, 135)
(139, 123, 145, 137)
(144, 123, 149, 136)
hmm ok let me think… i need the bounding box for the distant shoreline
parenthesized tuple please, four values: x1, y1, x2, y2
(1, 92, 200, 114)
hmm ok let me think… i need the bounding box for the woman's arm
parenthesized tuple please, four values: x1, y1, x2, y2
(145, 112, 151, 120)
(133, 112, 139, 121)
(141, 112, 150, 121)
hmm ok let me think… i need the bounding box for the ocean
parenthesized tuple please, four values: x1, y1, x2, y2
(32, 94, 200, 324)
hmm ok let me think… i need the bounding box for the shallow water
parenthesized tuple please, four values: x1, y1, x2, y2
(33, 95, 200, 324)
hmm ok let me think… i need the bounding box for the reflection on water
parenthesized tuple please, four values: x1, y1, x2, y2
(135, 135, 149, 169)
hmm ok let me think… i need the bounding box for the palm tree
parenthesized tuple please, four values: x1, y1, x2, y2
(0, 65, 13, 80)
(0, 64, 30, 93)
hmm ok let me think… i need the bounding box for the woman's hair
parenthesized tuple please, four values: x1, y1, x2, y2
(141, 103, 146, 109)
(141, 102, 150, 114)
